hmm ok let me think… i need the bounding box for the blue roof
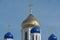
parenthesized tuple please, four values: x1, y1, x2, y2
(48, 34, 57, 40)
(4, 32, 13, 39)
(31, 26, 40, 33)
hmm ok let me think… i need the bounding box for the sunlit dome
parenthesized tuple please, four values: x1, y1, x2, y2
(22, 14, 40, 28)
(4, 32, 13, 39)
(31, 26, 40, 33)
(48, 34, 57, 40)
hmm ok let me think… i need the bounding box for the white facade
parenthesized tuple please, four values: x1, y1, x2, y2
(31, 33, 41, 40)
(22, 27, 41, 40)
(22, 27, 33, 40)
(4, 39, 13, 40)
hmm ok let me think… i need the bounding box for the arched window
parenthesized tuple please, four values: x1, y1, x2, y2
(36, 35, 37, 40)
(32, 35, 34, 40)
(36, 35, 40, 40)
(25, 32, 27, 40)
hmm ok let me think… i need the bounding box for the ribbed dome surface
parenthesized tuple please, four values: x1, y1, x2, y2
(48, 34, 57, 40)
(31, 26, 40, 33)
(4, 32, 13, 39)
(22, 14, 40, 28)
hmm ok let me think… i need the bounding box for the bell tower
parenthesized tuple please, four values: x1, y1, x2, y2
(21, 3, 41, 40)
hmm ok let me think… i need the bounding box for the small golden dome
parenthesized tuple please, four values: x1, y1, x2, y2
(22, 14, 40, 28)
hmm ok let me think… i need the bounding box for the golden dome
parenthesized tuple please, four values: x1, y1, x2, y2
(22, 14, 40, 28)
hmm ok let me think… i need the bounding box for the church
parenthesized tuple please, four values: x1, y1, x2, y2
(3, 3, 57, 40)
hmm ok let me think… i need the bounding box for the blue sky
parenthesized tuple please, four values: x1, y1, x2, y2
(0, 0, 60, 40)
